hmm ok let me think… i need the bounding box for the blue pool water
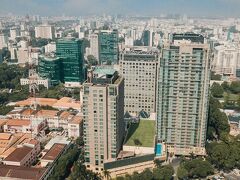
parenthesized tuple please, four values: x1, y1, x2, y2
(155, 143, 162, 156)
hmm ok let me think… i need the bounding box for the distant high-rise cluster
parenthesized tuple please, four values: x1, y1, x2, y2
(2, 13, 236, 179)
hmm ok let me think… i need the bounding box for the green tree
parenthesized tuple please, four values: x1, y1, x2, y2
(153, 165, 174, 180)
(221, 81, 229, 91)
(49, 145, 80, 179)
(178, 158, 214, 179)
(141, 168, 154, 180)
(87, 55, 98, 66)
(154, 159, 162, 168)
(177, 166, 188, 180)
(133, 139, 142, 146)
(206, 140, 240, 171)
(103, 169, 111, 180)
(237, 95, 240, 108)
(207, 97, 230, 140)
(230, 81, 240, 94)
(0, 105, 14, 115)
(31, 38, 50, 47)
(211, 82, 224, 98)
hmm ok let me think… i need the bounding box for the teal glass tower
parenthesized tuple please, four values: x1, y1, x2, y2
(38, 55, 62, 85)
(56, 38, 85, 83)
(157, 34, 211, 156)
(99, 30, 118, 65)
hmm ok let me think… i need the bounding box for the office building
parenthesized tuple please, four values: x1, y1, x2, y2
(120, 46, 159, 115)
(38, 55, 62, 85)
(35, 25, 55, 39)
(142, 30, 154, 47)
(157, 33, 211, 155)
(99, 30, 118, 64)
(56, 38, 85, 84)
(83, 66, 125, 172)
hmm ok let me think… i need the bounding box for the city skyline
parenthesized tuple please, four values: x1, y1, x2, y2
(1, 0, 240, 17)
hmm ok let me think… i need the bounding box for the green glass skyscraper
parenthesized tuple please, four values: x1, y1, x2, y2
(56, 38, 85, 83)
(99, 30, 118, 64)
(157, 33, 211, 156)
(38, 55, 62, 85)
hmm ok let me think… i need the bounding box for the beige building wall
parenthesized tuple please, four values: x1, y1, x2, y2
(83, 71, 125, 172)
(120, 47, 159, 115)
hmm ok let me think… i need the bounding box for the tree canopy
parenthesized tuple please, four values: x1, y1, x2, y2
(206, 138, 240, 171)
(177, 158, 214, 179)
(211, 82, 224, 98)
(117, 165, 174, 180)
(207, 97, 230, 141)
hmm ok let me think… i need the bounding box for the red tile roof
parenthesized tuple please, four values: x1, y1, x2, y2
(42, 143, 66, 161)
(4, 146, 33, 162)
(0, 164, 46, 180)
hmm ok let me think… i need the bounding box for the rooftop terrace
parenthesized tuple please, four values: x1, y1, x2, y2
(124, 120, 155, 147)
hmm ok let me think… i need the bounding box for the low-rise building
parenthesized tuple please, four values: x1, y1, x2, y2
(0, 133, 32, 160)
(68, 115, 83, 138)
(20, 77, 51, 89)
(0, 164, 47, 180)
(3, 140, 40, 167)
(41, 143, 66, 167)
(3, 119, 47, 135)
(3, 119, 31, 134)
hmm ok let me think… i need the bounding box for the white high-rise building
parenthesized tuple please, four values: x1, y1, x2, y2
(89, 33, 99, 61)
(213, 43, 240, 77)
(157, 34, 210, 156)
(35, 25, 55, 39)
(125, 37, 134, 46)
(10, 28, 20, 40)
(44, 42, 56, 53)
(0, 33, 8, 49)
(120, 46, 159, 115)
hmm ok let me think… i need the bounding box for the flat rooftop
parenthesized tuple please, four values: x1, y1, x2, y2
(0, 164, 46, 180)
(44, 136, 70, 150)
(93, 66, 116, 76)
(124, 120, 155, 147)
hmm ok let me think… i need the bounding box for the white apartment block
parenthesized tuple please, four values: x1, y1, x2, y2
(10, 28, 20, 40)
(35, 25, 55, 39)
(120, 46, 159, 116)
(213, 43, 240, 78)
(89, 33, 99, 61)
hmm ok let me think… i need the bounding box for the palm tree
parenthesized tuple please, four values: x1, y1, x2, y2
(103, 169, 111, 180)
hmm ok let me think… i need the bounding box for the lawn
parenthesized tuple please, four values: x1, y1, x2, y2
(124, 120, 155, 147)
(223, 92, 239, 101)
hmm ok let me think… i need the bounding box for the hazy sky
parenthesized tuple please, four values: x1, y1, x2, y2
(0, 0, 240, 17)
